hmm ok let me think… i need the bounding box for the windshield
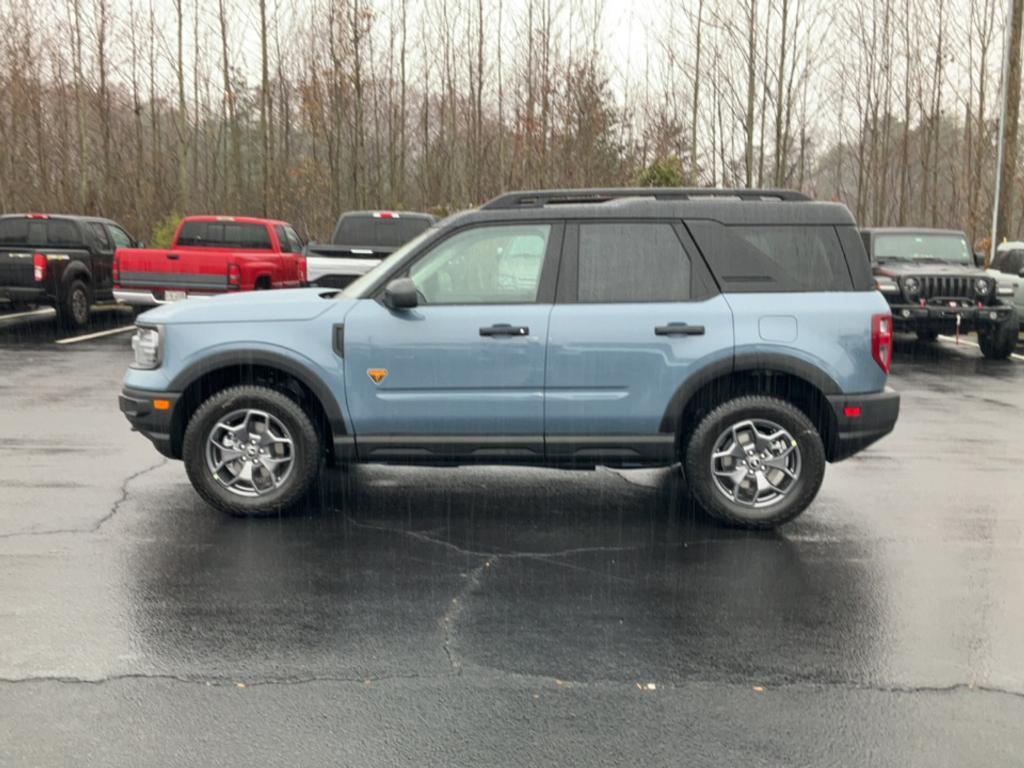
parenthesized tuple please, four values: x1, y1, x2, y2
(341, 226, 438, 298)
(873, 233, 970, 264)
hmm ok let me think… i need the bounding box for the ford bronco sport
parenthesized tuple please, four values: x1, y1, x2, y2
(120, 188, 899, 528)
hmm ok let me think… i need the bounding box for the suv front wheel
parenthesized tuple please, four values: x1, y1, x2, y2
(684, 396, 826, 529)
(183, 385, 322, 517)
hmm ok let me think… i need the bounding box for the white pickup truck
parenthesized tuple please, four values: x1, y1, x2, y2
(989, 242, 1024, 317)
(305, 210, 436, 289)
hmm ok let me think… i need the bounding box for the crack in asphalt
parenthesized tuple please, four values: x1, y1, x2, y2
(344, 515, 642, 561)
(0, 459, 167, 540)
(344, 516, 644, 672)
(1, 673, 1021, 700)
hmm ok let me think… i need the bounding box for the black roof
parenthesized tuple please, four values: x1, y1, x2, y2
(0, 213, 121, 226)
(448, 188, 854, 227)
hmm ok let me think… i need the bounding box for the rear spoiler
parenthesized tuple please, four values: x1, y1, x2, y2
(304, 243, 397, 259)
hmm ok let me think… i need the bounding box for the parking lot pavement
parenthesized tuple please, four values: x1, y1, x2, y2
(1, 323, 1023, 766)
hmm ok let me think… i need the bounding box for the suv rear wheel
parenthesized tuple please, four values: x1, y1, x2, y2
(183, 385, 322, 517)
(978, 312, 1019, 360)
(684, 396, 826, 529)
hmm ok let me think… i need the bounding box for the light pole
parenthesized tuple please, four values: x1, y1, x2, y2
(991, 0, 1016, 264)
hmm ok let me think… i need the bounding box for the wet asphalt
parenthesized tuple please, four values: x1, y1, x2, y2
(1, 309, 1023, 767)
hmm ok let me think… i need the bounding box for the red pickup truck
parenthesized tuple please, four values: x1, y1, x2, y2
(113, 215, 306, 306)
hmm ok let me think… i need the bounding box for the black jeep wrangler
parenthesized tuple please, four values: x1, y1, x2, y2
(862, 227, 1020, 359)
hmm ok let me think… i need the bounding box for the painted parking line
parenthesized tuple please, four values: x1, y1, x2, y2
(938, 335, 1024, 362)
(0, 307, 56, 326)
(56, 326, 136, 345)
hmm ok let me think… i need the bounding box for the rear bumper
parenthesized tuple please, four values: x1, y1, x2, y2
(888, 302, 1016, 332)
(114, 289, 217, 306)
(119, 387, 181, 458)
(0, 286, 50, 304)
(826, 387, 900, 462)
(114, 289, 162, 306)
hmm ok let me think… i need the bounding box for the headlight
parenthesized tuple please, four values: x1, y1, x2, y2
(902, 276, 920, 296)
(130, 325, 163, 369)
(975, 278, 991, 296)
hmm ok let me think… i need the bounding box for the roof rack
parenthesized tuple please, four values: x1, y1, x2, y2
(481, 187, 810, 209)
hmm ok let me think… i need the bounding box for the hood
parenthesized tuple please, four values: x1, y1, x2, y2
(137, 287, 344, 325)
(873, 262, 985, 278)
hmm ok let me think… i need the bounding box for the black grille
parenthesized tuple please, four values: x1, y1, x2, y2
(916, 275, 974, 300)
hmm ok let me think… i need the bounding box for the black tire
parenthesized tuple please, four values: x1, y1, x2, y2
(978, 312, 1019, 360)
(58, 279, 91, 330)
(915, 329, 939, 343)
(183, 385, 322, 517)
(683, 395, 826, 529)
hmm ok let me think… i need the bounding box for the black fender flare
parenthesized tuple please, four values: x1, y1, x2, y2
(59, 260, 92, 294)
(167, 349, 348, 436)
(659, 352, 842, 433)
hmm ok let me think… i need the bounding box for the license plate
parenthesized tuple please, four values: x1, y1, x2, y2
(165, 290, 187, 302)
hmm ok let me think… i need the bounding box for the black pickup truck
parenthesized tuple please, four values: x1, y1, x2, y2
(305, 210, 436, 289)
(0, 213, 139, 328)
(863, 227, 1020, 359)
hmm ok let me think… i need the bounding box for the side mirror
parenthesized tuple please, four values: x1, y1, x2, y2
(136, 241, 146, 249)
(383, 277, 418, 310)
(972, 251, 985, 268)
(1018, 268, 1024, 278)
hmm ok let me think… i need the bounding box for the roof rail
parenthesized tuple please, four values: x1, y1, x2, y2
(480, 187, 810, 209)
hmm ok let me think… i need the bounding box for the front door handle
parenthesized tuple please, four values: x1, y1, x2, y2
(655, 323, 705, 336)
(166, 253, 180, 261)
(480, 324, 529, 337)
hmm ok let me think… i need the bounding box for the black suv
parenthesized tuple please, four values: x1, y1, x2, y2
(0, 213, 139, 329)
(862, 227, 1020, 359)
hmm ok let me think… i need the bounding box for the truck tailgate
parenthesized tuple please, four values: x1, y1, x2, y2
(0, 249, 37, 288)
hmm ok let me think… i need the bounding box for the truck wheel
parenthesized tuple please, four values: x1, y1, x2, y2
(978, 313, 1019, 360)
(58, 279, 91, 330)
(183, 385, 322, 517)
(683, 396, 826, 529)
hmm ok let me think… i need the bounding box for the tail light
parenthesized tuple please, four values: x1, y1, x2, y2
(112, 254, 120, 285)
(298, 256, 307, 285)
(872, 314, 893, 374)
(227, 262, 241, 290)
(33, 253, 47, 283)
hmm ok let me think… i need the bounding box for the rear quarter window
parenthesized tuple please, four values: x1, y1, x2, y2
(686, 221, 856, 292)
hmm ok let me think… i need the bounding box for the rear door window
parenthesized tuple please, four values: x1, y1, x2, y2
(576, 222, 692, 302)
(687, 222, 854, 292)
(89, 223, 112, 252)
(275, 225, 292, 253)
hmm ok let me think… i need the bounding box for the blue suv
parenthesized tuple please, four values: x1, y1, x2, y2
(119, 188, 900, 528)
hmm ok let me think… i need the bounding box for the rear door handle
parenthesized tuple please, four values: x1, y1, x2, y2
(655, 323, 705, 336)
(480, 324, 529, 337)
(166, 253, 180, 261)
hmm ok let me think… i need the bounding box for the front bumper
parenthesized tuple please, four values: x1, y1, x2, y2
(119, 387, 181, 458)
(826, 387, 900, 462)
(887, 301, 1015, 332)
